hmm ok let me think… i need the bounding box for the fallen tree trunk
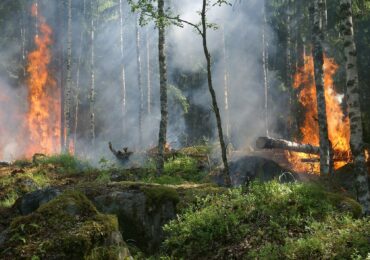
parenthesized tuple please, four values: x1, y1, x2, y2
(256, 136, 320, 155)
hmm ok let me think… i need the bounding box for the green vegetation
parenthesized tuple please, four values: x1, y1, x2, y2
(162, 181, 369, 259)
(37, 153, 90, 174)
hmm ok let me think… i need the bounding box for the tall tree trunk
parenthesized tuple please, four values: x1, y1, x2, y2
(286, 0, 295, 138)
(136, 15, 143, 148)
(89, 0, 96, 147)
(339, 0, 370, 215)
(119, 0, 127, 121)
(146, 27, 151, 115)
(201, 0, 231, 186)
(322, 0, 328, 34)
(311, 1, 332, 176)
(73, 0, 86, 151)
(59, 0, 65, 152)
(64, 0, 72, 152)
(221, 25, 230, 139)
(20, 4, 27, 78)
(157, 0, 168, 175)
(262, 4, 269, 136)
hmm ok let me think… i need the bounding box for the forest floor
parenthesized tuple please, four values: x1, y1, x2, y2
(0, 149, 369, 259)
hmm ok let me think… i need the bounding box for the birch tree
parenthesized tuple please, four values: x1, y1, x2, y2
(64, 0, 72, 152)
(136, 14, 144, 148)
(89, 0, 96, 147)
(119, 0, 127, 122)
(339, 0, 370, 215)
(311, 1, 332, 176)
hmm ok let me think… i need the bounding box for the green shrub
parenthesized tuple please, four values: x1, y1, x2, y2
(38, 154, 89, 174)
(164, 156, 206, 182)
(162, 181, 368, 259)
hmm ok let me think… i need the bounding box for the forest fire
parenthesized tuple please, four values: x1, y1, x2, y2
(286, 55, 351, 173)
(24, 3, 60, 157)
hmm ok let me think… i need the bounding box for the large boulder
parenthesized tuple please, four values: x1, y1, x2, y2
(210, 156, 295, 186)
(91, 184, 179, 254)
(0, 191, 132, 259)
(15, 187, 61, 215)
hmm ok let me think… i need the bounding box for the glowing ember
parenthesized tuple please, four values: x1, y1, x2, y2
(287, 55, 351, 173)
(25, 3, 60, 156)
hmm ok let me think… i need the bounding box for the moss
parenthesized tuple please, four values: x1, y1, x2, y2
(325, 192, 363, 218)
(141, 186, 180, 207)
(86, 246, 131, 260)
(0, 191, 121, 259)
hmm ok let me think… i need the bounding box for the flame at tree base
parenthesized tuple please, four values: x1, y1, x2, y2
(287, 54, 351, 174)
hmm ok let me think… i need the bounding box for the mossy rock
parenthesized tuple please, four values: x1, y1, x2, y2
(0, 191, 131, 259)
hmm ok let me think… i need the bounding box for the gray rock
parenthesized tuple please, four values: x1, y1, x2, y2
(211, 156, 293, 186)
(93, 189, 177, 254)
(16, 187, 61, 215)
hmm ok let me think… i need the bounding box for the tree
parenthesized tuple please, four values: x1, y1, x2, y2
(64, 0, 72, 153)
(136, 14, 144, 148)
(200, 0, 231, 186)
(130, 0, 231, 184)
(339, 0, 370, 215)
(156, 0, 168, 175)
(89, 0, 96, 147)
(119, 0, 127, 131)
(311, 1, 332, 176)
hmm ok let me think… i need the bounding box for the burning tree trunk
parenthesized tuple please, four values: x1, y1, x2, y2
(339, 0, 370, 215)
(157, 0, 168, 175)
(89, 0, 96, 147)
(311, 1, 333, 176)
(64, 0, 72, 152)
(256, 137, 320, 154)
(136, 14, 143, 148)
(200, 0, 231, 186)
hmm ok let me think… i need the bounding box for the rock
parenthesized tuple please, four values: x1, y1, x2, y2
(15, 187, 61, 215)
(210, 156, 294, 186)
(91, 185, 179, 253)
(0, 192, 132, 259)
(15, 177, 39, 193)
(0, 162, 10, 167)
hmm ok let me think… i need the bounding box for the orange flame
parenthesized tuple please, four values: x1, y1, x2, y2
(25, 3, 60, 156)
(287, 55, 351, 173)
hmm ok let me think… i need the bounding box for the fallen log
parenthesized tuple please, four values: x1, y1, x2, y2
(256, 137, 320, 155)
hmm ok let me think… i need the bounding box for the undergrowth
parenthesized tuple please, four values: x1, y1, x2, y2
(162, 181, 369, 259)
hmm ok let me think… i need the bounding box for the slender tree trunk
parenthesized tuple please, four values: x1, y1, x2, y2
(119, 0, 127, 120)
(221, 25, 230, 139)
(64, 0, 72, 152)
(201, 0, 231, 186)
(339, 0, 370, 215)
(322, 0, 328, 34)
(20, 4, 27, 78)
(90, 0, 96, 147)
(311, 1, 332, 176)
(73, 0, 86, 151)
(157, 0, 168, 175)
(136, 15, 143, 148)
(146, 27, 152, 115)
(262, 4, 269, 136)
(59, 0, 65, 152)
(286, 0, 295, 138)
